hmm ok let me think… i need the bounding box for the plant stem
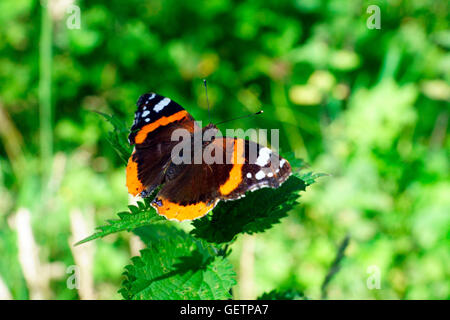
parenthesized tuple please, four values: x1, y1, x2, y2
(39, 1, 53, 193)
(321, 234, 350, 299)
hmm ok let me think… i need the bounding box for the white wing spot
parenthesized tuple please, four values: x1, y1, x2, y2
(145, 118, 150, 122)
(246, 172, 252, 178)
(154, 98, 171, 112)
(280, 159, 286, 167)
(267, 172, 273, 177)
(142, 110, 150, 117)
(255, 171, 265, 180)
(255, 147, 272, 167)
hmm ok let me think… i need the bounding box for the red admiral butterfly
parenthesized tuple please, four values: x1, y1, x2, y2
(126, 92, 292, 221)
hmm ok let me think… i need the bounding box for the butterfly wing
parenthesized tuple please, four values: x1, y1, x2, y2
(151, 137, 292, 221)
(126, 93, 198, 196)
(218, 138, 292, 200)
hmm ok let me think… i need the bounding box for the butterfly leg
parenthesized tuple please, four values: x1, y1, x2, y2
(139, 185, 158, 198)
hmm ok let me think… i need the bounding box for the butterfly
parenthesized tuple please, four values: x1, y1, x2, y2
(126, 92, 292, 221)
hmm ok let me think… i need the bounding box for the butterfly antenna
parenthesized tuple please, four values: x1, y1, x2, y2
(203, 79, 211, 124)
(215, 110, 263, 126)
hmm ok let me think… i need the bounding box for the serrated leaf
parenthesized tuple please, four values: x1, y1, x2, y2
(134, 224, 221, 257)
(133, 224, 184, 244)
(191, 170, 323, 244)
(75, 198, 164, 245)
(120, 227, 236, 300)
(95, 111, 132, 164)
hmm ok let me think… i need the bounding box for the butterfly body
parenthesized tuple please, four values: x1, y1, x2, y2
(126, 93, 292, 221)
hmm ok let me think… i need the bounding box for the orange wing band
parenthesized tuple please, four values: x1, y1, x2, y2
(151, 197, 217, 221)
(219, 139, 245, 196)
(126, 153, 145, 196)
(134, 110, 189, 144)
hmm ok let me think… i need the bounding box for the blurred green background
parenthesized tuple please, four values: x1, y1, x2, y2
(0, 0, 449, 300)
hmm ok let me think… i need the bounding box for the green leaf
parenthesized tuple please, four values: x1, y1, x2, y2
(191, 170, 323, 244)
(258, 289, 307, 300)
(75, 197, 164, 246)
(120, 226, 236, 300)
(133, 223, 184, 244)
(95, 111, 132, 164)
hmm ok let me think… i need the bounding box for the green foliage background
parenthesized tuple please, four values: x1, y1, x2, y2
(0, 0, 449, 299)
